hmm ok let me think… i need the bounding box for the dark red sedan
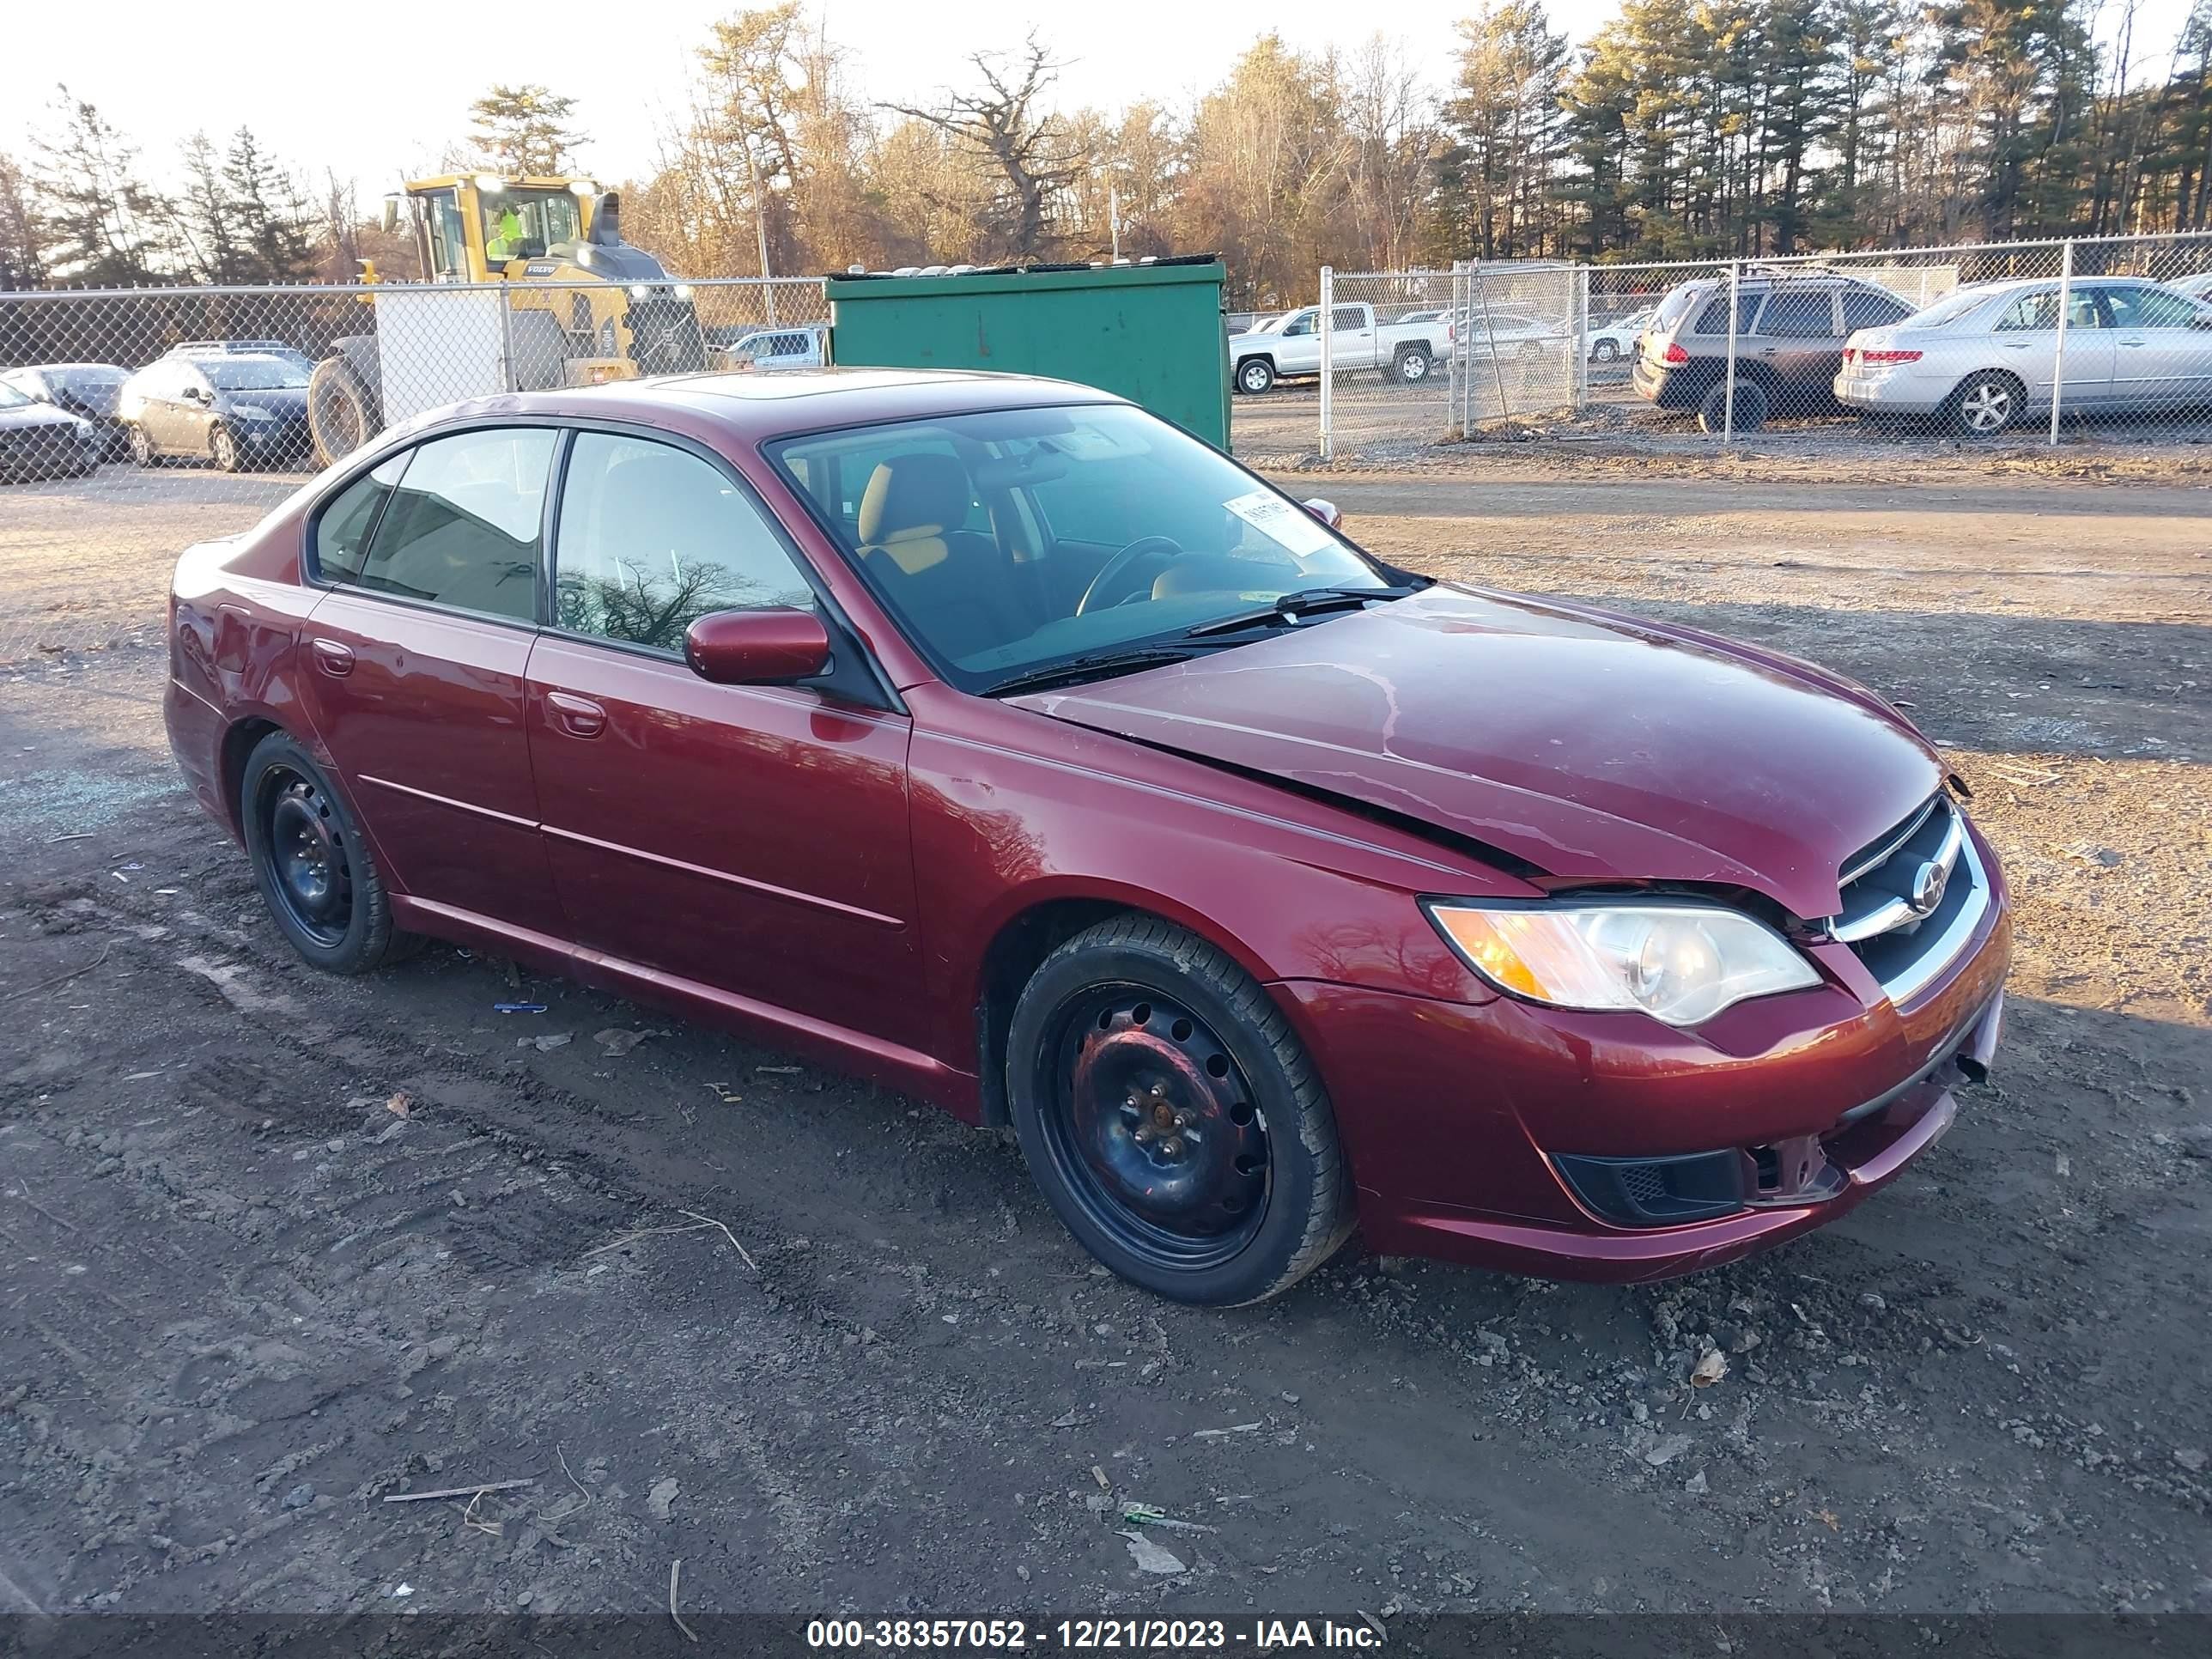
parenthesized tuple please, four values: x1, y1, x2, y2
(164, 369, 2009, 1305)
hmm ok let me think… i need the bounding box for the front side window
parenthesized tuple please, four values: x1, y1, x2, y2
(343, 428, 554, 621)
(2102, 284, 2205, 329)
(1279, 312, 1315, 337)
(768, 402, 1391, 693)
(553, 432, 815, 651)
(1844, 290, 1911, 329)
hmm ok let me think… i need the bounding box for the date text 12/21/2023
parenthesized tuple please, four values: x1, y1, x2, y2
(805, 1617, 1387, 1650)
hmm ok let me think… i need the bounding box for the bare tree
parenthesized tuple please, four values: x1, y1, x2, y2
(882, 35, 1092, 259)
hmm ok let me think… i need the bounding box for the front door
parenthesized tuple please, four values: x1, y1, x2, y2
(523, 428, 925, 1048)
(297, 426, 566, 935)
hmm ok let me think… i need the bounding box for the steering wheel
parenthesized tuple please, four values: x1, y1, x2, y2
(1076, 536, 1183, 617)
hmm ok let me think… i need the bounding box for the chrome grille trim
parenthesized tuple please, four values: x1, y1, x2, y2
(1832, 803, 1965, 944)
(1838, 793, 1940, 887)
(1875, 833, 1990, 1005)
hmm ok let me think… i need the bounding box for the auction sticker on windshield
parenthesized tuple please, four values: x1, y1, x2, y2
(1224, 489, 1339, 557)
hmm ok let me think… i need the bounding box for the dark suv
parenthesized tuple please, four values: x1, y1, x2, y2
(1632, 270, 1917, 431)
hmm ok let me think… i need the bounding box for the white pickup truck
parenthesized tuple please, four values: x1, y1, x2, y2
(1227, 303, 1453, 393)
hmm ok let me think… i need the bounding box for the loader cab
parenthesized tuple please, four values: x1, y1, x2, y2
(385, 175, 601, 282)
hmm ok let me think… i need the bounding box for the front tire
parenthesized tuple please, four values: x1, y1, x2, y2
(1947, 372, 2024, 437)
(128, 424, 156, 467)
(1235, 357, 1276, 396)
(240, 731, 412, 975)
(1006, 915, 1353, 1306)
(210, 423, 241, 473)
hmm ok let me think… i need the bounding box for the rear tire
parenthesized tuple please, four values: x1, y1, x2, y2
(1946, 372, 2025, 437)
(1592, 339, 1620, 363)
(240, 731, 415, 975)
(1234, 357, 1276, 396)
(1394, 344, 1433, 385)
(1006, 915, 1354, 1306)
(308, 356, 380, 468)
(1697, 377, 1769, 434)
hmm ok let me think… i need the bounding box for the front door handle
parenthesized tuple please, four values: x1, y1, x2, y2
(546, 690, 607, 738)
(2000, 341, 2032, 349)
(309, 637, 355, 677)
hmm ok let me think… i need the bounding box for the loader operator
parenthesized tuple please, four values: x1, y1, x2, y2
(487, 201, 527, 263)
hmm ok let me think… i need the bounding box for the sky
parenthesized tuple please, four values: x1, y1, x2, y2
(6, 0, 2200, 198)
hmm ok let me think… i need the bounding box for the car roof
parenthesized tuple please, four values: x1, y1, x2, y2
(397, 368, 1132, 447)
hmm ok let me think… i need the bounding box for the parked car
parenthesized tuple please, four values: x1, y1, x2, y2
(1836, 276, 2212, 435)
(1585, 307, 1655, 362)
(1227, 303, 1452, 392)
(0, 378, 104, 480)
(166, 369, 2010, 1305)
(119, 350, 313, 471)
(2167, 272, 2212, 304)
(711, 324, 827, 371)
(0, 362, 132, 458)
(1632, 270, 1918, 431)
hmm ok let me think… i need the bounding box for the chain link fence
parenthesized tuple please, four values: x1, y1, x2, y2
(1280, 231, 2212, 457)
(0, 276, 826, 668)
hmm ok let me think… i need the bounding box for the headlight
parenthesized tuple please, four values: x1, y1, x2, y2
(233, 404, 275, 421)
(672, 283, 694, 301)
(629, 283, 652, 300)
(1425, 900, 1819, 1026)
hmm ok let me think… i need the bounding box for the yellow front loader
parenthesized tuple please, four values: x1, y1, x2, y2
(309, 175, 708, 465)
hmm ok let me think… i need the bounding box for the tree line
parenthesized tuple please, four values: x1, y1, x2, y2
(3, 0, 2210, 307)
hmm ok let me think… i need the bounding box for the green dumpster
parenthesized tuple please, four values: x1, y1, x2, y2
(825, 258, 1231, 449)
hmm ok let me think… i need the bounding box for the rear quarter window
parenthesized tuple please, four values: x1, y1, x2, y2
(312, 453, 408, 584)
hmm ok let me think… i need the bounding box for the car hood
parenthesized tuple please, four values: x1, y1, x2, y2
(1012, 585, 1944, 921)
(221, 386, 310, 414)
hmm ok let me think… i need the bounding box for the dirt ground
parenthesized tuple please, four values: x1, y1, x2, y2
(1, 456, 2209, 1627)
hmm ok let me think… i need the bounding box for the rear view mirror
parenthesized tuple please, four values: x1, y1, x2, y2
(1302, 498, 1342, 530)
(684, 607, 832, 685)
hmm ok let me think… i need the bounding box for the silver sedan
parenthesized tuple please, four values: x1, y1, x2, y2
(1834, 276, 2212, 435)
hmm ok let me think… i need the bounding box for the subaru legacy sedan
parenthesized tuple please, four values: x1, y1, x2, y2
(165, 370, 2009, 1305)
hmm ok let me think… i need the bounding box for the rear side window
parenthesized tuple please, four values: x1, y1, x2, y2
(346, 428, 555, 622)
(552, 432, 815, 650)
(1756, 292, 1837, 337)
(2103, 284, 2203, 328)
(1844, 290, 1911, 329)
(313, 453, 408, 584)
(1655, 287, 1698, 328)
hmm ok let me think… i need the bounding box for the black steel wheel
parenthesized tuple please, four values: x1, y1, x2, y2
(1006, 915, 1353, 1305)
(240, 730, 413, 974)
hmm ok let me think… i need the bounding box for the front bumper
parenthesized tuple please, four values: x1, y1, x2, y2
(1273, 831, 2012, 1283)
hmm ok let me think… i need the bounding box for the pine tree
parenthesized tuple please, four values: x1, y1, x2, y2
(0, 151, 45, 289)
(33, 88, 167, 285)
(224, 127, 317, 280)
(469, 84, 587, 175)
(1443, 0, 1569, 259)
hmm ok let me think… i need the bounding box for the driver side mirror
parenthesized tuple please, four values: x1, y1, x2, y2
(684, 607, 831, 685)
(1302, 498, 1341, 530)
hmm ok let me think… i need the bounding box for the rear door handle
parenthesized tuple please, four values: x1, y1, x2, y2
(545, 690, 607, 738)
(309, 637, 355, 677)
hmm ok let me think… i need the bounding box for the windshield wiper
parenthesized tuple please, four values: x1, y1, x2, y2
(1182, 585, 1416, 641)
(982, 644, 1206, 698)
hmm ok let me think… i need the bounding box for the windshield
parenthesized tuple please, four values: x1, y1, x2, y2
(56, 367, 125, 391)
(768, 403, 1391, 693)
(203, 357, 311, 391)
(481, 186, 584, 259)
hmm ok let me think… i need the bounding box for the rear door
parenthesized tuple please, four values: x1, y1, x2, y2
(1747, 289, 1841, 406)
(1330, 304, 1378, 368)
(1991, 287, 2117, 404)
(299, 426, 567, 934)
